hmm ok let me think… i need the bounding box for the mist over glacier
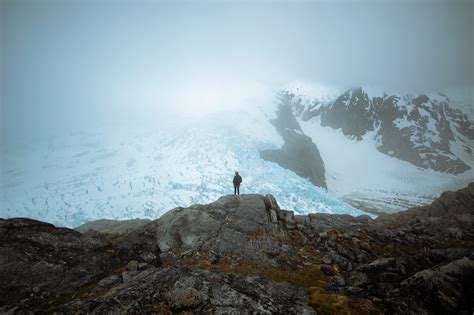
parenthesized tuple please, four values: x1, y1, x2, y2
(0, 81, 371, 227)
(2, 81, 473, 227)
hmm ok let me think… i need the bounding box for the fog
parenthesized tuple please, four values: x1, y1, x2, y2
(1, 0, 473, 146)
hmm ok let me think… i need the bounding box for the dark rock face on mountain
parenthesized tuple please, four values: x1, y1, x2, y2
(321, 88, 376, 141)
(260, 93, 327, 189)
(1, 183, 473, 314)
(286, 89, 473, 174)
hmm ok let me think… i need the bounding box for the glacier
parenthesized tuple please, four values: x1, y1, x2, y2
(0, 111, 370, 228)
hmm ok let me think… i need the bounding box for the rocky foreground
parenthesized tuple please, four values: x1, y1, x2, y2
(1, 184, 474, 314)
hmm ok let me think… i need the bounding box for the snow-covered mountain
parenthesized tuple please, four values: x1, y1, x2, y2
(287, 87, 473, 174)
(279, 85, 473, 212)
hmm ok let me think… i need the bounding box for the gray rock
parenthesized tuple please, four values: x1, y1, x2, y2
(121, 271, 139, 283)
(0, 218, 116, 310)
(140, 251, 157, 264)
(165, 286, 203, 310)
(347, 272, 370, 287)
(322, 255, 332, 264)
(269, 209, 278, 224)
(75, 218, 151, 234)
(54, 267, 315, 314)
(96, 275, 122, 289)
(360, 257, 396, 273)
(400, 257, 474, 314)
(264, 194, 281, 211)
(447, 227, 463, 238)
(125, 260, 139, 271)
(332, 276, 346, 287)
(358, 241, 371, 252)
(155, 194, 295, 264)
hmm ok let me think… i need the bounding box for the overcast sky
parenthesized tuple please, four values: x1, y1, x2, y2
(1, 0, 473, 144)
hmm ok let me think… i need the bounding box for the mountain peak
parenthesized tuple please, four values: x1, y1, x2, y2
(286, 86, 473, 174)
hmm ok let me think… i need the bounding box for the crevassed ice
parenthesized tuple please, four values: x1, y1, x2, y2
(0, 122, 370, 228)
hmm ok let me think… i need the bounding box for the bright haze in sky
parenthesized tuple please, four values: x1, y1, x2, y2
(1, 0, 473, 144)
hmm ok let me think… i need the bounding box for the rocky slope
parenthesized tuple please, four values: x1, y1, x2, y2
(1, 183, 473, 314)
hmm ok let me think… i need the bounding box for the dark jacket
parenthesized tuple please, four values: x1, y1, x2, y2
(233, 175, 242, 186)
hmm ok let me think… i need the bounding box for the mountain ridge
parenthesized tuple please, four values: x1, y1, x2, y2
(283, 87, 473, 174)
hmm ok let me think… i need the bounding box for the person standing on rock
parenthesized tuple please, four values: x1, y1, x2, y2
(233, 171, 242, 195)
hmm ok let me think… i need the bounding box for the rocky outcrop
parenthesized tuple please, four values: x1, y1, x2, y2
(396, 257, 474, 314)
(260, 93, 327, 189)
(54, 267, 314, 314)
(0, 218, 160, 313)
(0, 218, 111, 310)
(75, 218, 151, 234)
(156, 194, 290, 264)
(1, 183, 473, 314)
(378, 182, 474, 230)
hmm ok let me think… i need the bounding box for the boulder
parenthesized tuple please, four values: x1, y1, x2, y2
(400, 257, 474, 313)
(155, 194, 291, 264)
